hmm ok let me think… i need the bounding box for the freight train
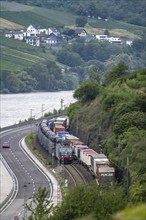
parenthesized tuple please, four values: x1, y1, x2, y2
(38, 115, 115, 185)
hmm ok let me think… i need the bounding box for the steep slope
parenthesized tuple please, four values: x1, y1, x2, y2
(68, 66, 146, 202)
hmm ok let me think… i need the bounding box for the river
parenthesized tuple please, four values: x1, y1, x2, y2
(0, 91, 76, 128)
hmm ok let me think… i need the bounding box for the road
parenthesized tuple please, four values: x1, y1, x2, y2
(0, 125, 57, 220)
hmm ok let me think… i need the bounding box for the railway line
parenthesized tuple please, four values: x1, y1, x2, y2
(64, 163, 87, 186)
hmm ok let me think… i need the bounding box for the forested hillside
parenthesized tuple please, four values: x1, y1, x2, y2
(68, 63, 146, 203)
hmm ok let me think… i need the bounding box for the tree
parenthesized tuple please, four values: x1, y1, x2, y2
(88, 64, 103, 84)
(104, 29, 109, 36)
(76, 16, 87, 27)
(86, 2, 97, 17)
(104, 62, 129, 85)
(26, 187, 53, 220)
(73, 80, 100, 103)
(57, 49, 84, 67)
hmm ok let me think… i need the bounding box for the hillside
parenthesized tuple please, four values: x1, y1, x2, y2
(0, 1, 144, 36)
(68, 65, 146, 203)
(0, 18, 24, 30)
(0, 35, 55, 71)
(0, 1, 145, 94)
(0, 1, 76, 28)
(1, 0, 145, 27)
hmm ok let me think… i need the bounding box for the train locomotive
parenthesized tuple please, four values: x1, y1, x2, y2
(38, 116, 74, 164)
(38, 115, 115, 185)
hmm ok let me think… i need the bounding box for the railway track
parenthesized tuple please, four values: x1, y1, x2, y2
(63, 163, 87, 187)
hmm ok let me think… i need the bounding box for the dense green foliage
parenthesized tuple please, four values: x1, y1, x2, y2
(49, 185, 126, 220)
(73, 80, 100, 103)
(26, 183, 127, 220)
(68, 65, 146, 203)
(26, 187, 53, 220)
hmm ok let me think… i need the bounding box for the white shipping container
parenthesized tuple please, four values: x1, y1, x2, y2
(74, 145, 89, 158)
(91, 154, 109, 175)
(80, 149, 96, 166)
(83, 150, 97, 166)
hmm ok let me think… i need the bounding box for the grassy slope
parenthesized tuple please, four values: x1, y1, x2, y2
(0, 36, 55, 71)
(0, 18, 25, 30)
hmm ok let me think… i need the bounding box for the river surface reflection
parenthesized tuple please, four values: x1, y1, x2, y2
(0, 91, 75, 128)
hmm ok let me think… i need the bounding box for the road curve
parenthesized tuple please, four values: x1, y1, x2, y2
(0, 125, 61, 220)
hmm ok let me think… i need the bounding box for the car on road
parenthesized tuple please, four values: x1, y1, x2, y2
(2, 142, 10, 148)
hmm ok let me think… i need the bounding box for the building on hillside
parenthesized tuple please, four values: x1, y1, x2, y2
(42, 33, 62, 47)
(74, 28, 87, 37)
(96, 35, 109, 41)
(26, 24, 40, 37)
(121, 37, 133, 46)
(26, 36, 40, 46)
(4, 30, 24, 40)
(84, 34, 96, 42)
(48, 27, 61, 36)
(38, 28, 48, 35)
(108, 37, 122, 44)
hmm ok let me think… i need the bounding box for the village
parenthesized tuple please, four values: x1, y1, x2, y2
(3, 24, 133, 47)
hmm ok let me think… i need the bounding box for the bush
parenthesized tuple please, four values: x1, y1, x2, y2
(73, 80, 100, 103)
(113, 111, 146, 135)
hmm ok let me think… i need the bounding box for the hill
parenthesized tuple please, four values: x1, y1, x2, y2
(68, 65, 146, 203)
(0, 18, 24, 30)
(0, 35, 55, 71)
(0, 1, 144, 36)
(0, 1, 76, 28)
(1, 0, 145, 27)
(0, 1, 145, 94)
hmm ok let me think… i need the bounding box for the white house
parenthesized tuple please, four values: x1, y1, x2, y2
(38, 28, 48, 35)
(5, 30, 24, 40)
(108, 37, 122, 44)
(26, 24, 40, 37)
(26, 36, 40, 47)
(96, 35, 109, 41)
(48, 28, 60, 36)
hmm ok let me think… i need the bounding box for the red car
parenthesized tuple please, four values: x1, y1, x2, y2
(2, 142, 10, 148)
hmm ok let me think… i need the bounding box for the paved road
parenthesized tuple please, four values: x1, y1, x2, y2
(0, 125, 61, 220)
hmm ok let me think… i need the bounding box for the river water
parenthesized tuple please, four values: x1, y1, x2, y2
(0, 91, 76, 128)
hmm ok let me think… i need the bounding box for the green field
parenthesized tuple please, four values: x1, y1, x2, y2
(0, 1, 76, 27)
(89, 19, 145, 36)
(0, 35, 55, 71)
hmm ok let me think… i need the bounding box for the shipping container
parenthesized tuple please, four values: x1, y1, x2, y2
(56, 131, 69, 142)
(80, 149, 97, 166)
(90, 154, 109, 175)
(53, 124, 66, 134)
(74, 145, 89, 159)
(63, 134, 80, 146)
(97, 165, 115, 185)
